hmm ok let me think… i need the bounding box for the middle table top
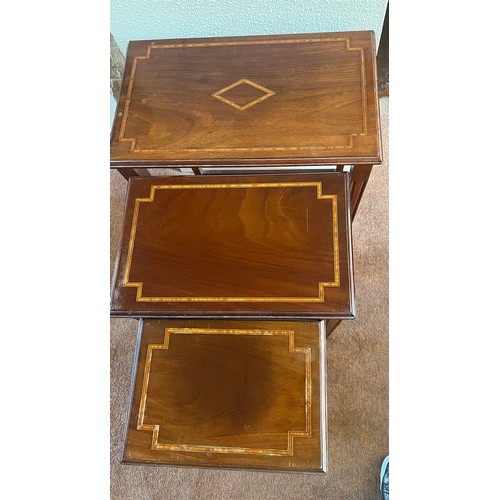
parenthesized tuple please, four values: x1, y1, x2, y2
(111, 173, 354, 319)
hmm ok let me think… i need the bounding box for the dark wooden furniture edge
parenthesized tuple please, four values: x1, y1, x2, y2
(111, 311, 356, 320)
(110, 157, 382, 168)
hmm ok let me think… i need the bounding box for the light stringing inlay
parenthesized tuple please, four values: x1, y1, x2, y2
(211, 78, 276, 111)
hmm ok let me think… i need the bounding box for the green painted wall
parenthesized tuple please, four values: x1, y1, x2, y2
(111, 0, 388, 54)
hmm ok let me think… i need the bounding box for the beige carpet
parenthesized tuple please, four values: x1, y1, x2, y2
(110, 96, 388, 499)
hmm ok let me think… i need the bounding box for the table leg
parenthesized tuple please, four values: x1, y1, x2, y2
(117, 168, 151, 180)
(326, 319, 342, 337)
(349, 165, 373, 219)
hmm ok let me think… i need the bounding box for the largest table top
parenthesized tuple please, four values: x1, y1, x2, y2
(110, 31, 382, 168)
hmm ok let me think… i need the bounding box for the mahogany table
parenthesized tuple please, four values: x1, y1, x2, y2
(111, 173, 354, 321)
(110, 30, 384, 473)
(110, 31, 382, 217)
(123, 318, 327, 472)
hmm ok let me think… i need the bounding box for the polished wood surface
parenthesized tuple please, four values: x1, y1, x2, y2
(122, 319, 327, 472)
(111, 173, 354, 319)
(110, 31, 382, 168)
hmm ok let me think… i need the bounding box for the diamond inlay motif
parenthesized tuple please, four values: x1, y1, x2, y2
(211, 79, 276, 111)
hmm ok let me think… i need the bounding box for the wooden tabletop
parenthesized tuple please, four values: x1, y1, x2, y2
(122, 318, 327, 472)
(110, 31, 382, 168)
(111, 173, 354, 319)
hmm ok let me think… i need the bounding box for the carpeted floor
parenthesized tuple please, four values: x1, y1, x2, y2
(110, 96, 388, 499)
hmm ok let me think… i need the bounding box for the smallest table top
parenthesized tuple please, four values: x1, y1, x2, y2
(122, 318, 327, 472)
(110, 31, 382, 168)
(111, 173, 354, 319)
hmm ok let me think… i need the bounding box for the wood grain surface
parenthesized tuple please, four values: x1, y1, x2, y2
(122, 318, 327, 472)
(110, 31, 381, 167)
(110, 173, 354, 319)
